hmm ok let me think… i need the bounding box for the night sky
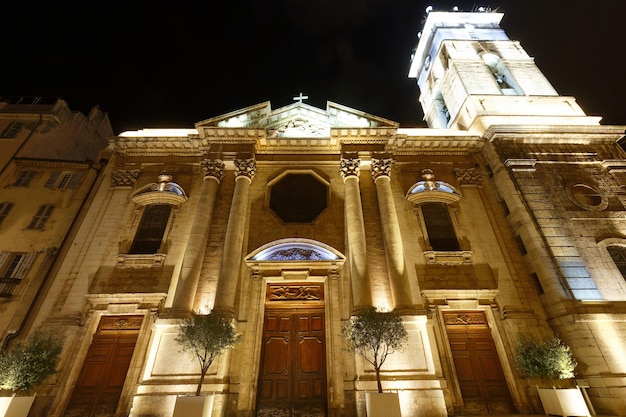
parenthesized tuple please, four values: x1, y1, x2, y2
(3, 0, 625, 134)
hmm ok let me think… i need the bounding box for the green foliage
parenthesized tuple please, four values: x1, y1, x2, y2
(175, 311, 241, 396)
(514, 334, 577, 382)
(0, 331, 64, 392)
(341, 307, 409, 393)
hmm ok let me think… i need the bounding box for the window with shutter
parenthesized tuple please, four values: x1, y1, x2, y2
(28, 205, 55, 229)
(45, 171, 84, 189)
(0, 202, 14, 226)
(1, 121, 24, 138)
(13, 170, 35, 187)
(0, 251, 37, 297)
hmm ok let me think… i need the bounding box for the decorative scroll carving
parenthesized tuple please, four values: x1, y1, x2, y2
(371, 157, 393, 180)
(201, 159, 225, 182)
(267, 248, 326, 261)
(98, 315, 143, 332)
(234, 158, 256, 180)
(454, 168, 483, 187)
(339, 157, 360, 179)
(267, 284, 323, 302)
(443, 312, 486, 326)
(421, 168, 440, 190)
(111, 169, 140, 188)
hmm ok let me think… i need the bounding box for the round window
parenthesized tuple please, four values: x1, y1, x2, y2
(567, 184, 607, 211)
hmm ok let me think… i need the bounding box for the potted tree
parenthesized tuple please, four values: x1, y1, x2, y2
(173, 310, 241, 417)
(513, 333, 590, 416)
(0, 331, 64, 417)
(341, 307, 409, 417)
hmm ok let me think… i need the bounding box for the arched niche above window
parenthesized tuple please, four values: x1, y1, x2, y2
(131, 173, 188, 206)
(245, 238, 345, 279)
(406, 169, 461, 205)
(249, 239, 342, 261)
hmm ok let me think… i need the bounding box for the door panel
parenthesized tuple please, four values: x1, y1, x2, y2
(65, 320, 140, 417)
(257, 309, 326, 417)
(445, 312, 515, 414)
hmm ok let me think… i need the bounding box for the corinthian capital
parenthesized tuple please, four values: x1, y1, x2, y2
(201, 159, 225, 182)
(371, 157, 393, 180)
(234, 158, 256, 180)
(340, 157, 360, 179)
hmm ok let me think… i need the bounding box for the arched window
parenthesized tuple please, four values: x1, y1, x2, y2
(406, 170, 466, 258)
(433, 90, 451, 128)
(421, 202, 461, 251)
(129, 204, 172, 254)
(124, 173, 188, 256)
(607, 245, 626, 280)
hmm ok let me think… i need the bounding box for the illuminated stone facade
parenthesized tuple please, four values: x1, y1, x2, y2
(3, 9, 626, 417)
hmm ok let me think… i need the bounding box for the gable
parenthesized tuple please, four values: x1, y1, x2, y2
(195, 100, 398, 138)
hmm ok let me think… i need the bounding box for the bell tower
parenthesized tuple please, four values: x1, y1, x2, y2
(408, 9, 601, 131)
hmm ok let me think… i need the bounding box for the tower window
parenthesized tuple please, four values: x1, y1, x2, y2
(434, 91, 451, 128)
(129, 204, 172, 254)
(481, 52, 523, 95)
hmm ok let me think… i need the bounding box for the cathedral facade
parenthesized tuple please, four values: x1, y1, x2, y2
(2, 9, 626, 417)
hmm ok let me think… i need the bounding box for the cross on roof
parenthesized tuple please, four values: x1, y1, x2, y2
(293, 92, 309, 104)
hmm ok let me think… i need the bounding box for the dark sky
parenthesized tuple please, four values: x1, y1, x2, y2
(3, 0, 625, 134)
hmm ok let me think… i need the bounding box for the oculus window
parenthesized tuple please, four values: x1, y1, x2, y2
(269, 173, 328, 223)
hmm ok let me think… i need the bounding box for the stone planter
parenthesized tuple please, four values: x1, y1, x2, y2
(365, 392, 402, 417)
(0, 394, 35, 417)
(172, 394, 214, 417)
(537, 387, 591, 417)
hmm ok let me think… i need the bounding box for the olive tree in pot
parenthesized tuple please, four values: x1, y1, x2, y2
(173, 310, 241, 417)
(513, 334, 590, 416)
(0, 331, 64, 417)
(341, 307, 409, 417)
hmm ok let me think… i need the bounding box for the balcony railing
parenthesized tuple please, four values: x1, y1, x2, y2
(0, 277, 21, 298)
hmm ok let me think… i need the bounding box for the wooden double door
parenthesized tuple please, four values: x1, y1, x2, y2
(445, 311, 515, 414)
(64, 316, 142, 417)
(257, 308, 327, 417)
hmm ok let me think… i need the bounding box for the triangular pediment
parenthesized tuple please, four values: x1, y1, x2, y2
(195, 100, 398, 138)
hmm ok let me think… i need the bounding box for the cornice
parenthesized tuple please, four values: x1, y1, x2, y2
(484, 124, 626, 144)
(390, 134, 484, 155)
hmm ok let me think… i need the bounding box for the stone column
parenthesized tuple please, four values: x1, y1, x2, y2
(171, 159, 225, 314)
(340, 157, 372, 310)
(214, 157, 256, 316)
(371, 157, 414, 310)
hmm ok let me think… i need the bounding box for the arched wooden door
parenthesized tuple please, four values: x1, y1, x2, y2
(64, 316, 143, 417)
(444, 311, 515, 414)
(256, 283, 327, 417)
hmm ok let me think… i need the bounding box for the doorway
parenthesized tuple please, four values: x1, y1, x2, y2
(256, 284, 327, 417)
(444, 311, 515, 414)
(64, 316, 142, 417)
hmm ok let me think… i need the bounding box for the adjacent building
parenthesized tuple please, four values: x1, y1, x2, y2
(2, 9, 626, 417)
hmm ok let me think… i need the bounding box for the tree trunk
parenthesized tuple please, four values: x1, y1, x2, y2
(375, 367, 383, 393)
(196, 368, 207, 396)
